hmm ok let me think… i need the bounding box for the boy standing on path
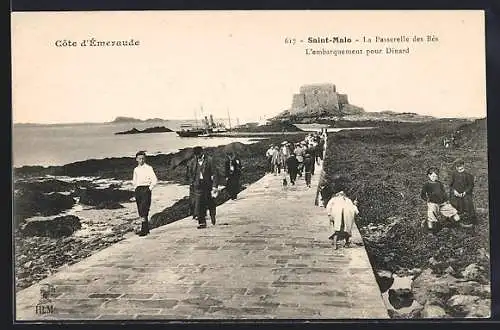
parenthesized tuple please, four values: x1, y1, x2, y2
(420, 167, 470, 231)
(132, 151, 158, 236)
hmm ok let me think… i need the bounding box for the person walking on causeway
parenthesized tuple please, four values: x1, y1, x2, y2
(225, 151, 242, 200)
(186, 146, 219, 229)
(132, 151, 158, 236)
(325, 177, 359, 250)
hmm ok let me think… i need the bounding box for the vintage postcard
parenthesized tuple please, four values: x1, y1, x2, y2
(11, 10, 489, 321)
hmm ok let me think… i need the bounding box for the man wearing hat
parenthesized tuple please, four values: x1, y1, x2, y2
(294, 143, 305, 177)
(286, 152, 299, 185)
(186, 146, 219, 228)
(303, 153, 314, 188)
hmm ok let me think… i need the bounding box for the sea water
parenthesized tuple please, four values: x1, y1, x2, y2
(12, 121, 259, 167)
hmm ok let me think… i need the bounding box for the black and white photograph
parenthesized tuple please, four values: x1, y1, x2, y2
(11, 10, 490, 320)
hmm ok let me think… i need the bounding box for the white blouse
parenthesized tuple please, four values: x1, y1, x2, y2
(133, 164, 158, 190)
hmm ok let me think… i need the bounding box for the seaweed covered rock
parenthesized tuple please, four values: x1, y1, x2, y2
(412, 268, 454, 306)
(21, 215, 82, 238)
(14, 179, 76, 193)
(14, 191, 75, 228)
(76, 187, 134, 206)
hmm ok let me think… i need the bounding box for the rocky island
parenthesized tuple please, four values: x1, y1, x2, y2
(274, 83, 435, 125)
(115, 126, 173, 135)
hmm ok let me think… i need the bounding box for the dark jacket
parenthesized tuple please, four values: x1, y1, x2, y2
(286, 155, 299, 172)
(186, 154, 218, 188)
(225, 157, 242, 178)
(420, 180, 448, 204)
(449, 171, 474, 195)
(303, 156, 314, 173)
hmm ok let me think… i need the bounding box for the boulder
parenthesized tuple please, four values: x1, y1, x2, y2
(421, 304, 448, 318)
(375, 269, 394, 292)
(412, 268, 454, 306)
(21, 215, 82, 238)
(451, 281, 481, 295)
(465, 299, 490, 318)
(461, 264, 482, 281)
(477, 248, 490, 261)
(428, 257, 440, 267)
(479, 284, 491, 298)
(444, 266, 455, 275)
(447, 294, 480, 308)
(408, 268, 423, 278)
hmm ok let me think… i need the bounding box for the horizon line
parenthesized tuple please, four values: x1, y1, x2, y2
(12, 114, 486, 126)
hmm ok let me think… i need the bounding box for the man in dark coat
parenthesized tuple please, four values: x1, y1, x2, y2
(225, 151, 242, 200)
(286, 153, 299, 185)
(186, 146, 218, 228)
(449, 159, 477, 225)
(303, 153, 314, 188)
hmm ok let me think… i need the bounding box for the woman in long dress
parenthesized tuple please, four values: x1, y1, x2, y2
(325, 179, 359, 249)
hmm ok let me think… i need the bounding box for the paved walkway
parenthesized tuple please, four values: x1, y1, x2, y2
(16, 164, 388, 320)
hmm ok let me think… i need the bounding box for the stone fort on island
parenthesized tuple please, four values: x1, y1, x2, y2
(289, 83, 363, 115)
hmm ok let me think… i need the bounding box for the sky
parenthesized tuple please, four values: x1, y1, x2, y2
(11, 10, 486, 124)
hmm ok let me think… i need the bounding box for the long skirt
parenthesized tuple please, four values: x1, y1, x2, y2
(135, 186, 152, 218)
(450, 195, 477, 224)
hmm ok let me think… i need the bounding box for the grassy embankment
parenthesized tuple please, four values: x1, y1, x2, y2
(322, 118, 489, 277)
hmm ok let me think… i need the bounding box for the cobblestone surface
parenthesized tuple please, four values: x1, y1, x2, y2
(15, 164, 388, 320)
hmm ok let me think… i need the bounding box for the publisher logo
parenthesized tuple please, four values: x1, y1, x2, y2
(35, 284, 55, 315)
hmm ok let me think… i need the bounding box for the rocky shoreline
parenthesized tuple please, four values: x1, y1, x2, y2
(322, 118, 490, 318)
(14, 135, 307, 292)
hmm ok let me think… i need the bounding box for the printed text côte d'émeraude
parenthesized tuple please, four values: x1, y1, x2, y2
(54, 38, 140, 47)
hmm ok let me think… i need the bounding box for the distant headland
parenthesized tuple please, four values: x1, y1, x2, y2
(110, 116, 168, 123)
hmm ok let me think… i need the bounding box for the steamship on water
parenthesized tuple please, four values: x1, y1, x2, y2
(175, 113, 228, 137)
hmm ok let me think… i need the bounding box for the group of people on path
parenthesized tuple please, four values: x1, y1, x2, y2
(131, 147, 243, 236)
(265, 131, 326, 188)
(131, 129, 477, 248)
